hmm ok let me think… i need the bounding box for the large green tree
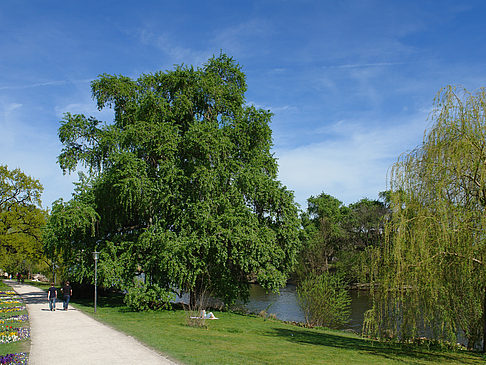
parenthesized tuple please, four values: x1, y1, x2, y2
(47, 54, 300, 306)
(42, 174, 99, 284)
(0, 165, 46, 274)
(297, 193, 349, 278)
(365, 86, 486, 351)
(335, 196, 390, 284)
(345, 198, 389, 250)
(296, 193, 355, 328)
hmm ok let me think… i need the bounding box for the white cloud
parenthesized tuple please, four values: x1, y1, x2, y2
(1, 102, 24, 150)
(247, 101, 298, 114)
(0, 99, 78, 209)
(55, 102, 113, 121)
(135, 28, 212, 66)
(54, 84, 115, 122)
(5, 103, 22, 112)
(330, 62, 402, 69)
(210, 18, 273, 56)
(0, 80, 67, 91)
(275, 111, 430, 208)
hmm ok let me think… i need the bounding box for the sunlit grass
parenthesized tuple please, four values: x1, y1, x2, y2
(63, 293, 486, 365)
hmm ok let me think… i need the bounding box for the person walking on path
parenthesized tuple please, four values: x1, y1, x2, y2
(47, 282, 57, 311)
(61, 281, 72, 310)
(4, 280, 175, 364)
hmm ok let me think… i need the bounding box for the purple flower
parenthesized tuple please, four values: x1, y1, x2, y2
(0, 353, 27, 365)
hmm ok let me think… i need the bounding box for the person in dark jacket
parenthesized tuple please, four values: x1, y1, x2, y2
(47, 283, 57, 311)
(61, 281, 72, 310)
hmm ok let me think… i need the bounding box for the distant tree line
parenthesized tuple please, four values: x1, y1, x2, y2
(0, 165, 47, 277)
(295, 192, 390, 328)
(296, 192, 390, 282)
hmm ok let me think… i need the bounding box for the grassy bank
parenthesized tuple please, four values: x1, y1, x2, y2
(76, 298, 486, 363)
(0, 281, 30, 360)
(25, 281, 486, 364)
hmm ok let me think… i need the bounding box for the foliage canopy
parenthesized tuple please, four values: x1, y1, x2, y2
(297, 271, 351, 328)
(297, 193, 349, 277)
(297, 192, 388, 282)
(0, 165, 46, 274)
(365, 86, 486, 351)
(45, 54, 301, 306)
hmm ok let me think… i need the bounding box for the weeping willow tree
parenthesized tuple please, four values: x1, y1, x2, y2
(364, 86, 486, 351)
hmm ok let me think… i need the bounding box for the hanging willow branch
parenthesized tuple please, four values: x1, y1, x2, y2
(365, 86, 486, 351)
(409, 251, 483, 268)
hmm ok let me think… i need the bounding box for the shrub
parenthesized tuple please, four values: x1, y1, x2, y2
(297, 271, 351, 328)
(124, 283, 174, 311)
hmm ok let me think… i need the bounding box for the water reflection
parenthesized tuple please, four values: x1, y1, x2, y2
(174, 283, 371, 332)
(243, 284, 305, 322)
(348, 290, 371, 332)
(241, 285, 472, 347)
(243, 284, 371, 332)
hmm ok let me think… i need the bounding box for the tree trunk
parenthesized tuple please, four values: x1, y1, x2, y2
(190, 278, 203, 309)
(190, 290, 196, 309)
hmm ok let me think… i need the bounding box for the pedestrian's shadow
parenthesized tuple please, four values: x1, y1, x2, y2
(18, 291, 47, 305)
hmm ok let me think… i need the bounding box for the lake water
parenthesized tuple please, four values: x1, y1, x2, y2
(242, 284, 478, 348)
(243, 284, 371, 332)
(176, 283, 476, 347)
(176, 283, 371, 332)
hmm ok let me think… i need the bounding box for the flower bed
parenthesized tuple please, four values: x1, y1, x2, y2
(0, 300, 21, 305)
(0, 327, 30, 344)
(0, 352, 28, 365)
(0, 307, 25, 315)
(0, 316, 28, 325)
(0, 286, 29, 364)
(0, 294, 22, 307)
(0, 293, 24, 314)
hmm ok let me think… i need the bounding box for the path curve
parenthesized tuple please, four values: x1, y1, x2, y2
(6, 280, 177, 365)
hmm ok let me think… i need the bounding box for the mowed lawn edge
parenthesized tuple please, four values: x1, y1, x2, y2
(26, 281, 486, 365)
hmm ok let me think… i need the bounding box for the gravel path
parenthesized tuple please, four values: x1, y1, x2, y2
(6, 280, 177, 365)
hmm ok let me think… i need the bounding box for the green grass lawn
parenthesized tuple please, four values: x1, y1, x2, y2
(41, 288, 481, 365)
(0, 281, 30, 358)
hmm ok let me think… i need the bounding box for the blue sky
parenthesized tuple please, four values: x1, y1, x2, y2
(1, 0, 486, 210)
